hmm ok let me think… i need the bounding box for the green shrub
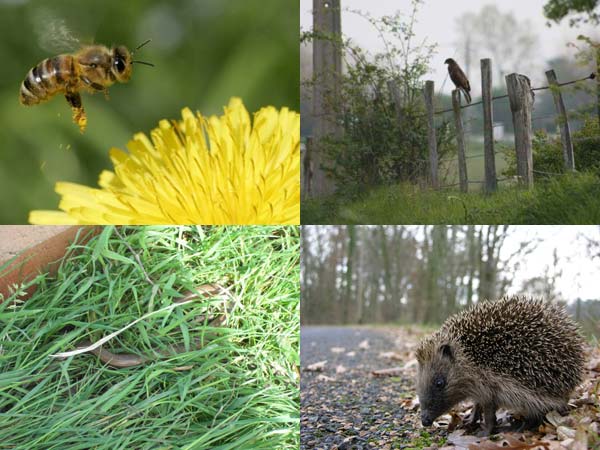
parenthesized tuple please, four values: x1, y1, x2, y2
(573, 117, 600, 170)
(503, 116, 600, 179)
(303, 5, 457, 192)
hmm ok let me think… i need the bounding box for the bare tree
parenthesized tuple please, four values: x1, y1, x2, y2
(301, 226, 545, 325)
(455, 5, 539, 84)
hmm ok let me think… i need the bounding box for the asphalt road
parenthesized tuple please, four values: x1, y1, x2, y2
(301, 326, 414, 450)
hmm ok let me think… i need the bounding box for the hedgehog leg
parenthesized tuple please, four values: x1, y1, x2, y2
(463, 403, 482, 431)
(481, 403, 497, 435)
(509, 415, 543, 432)
(523, 415, 543, 431)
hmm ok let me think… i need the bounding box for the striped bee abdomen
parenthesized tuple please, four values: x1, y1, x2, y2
(19, 55, 77, 106)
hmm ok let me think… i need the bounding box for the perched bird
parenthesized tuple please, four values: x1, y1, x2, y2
(445, 58, 471, 104)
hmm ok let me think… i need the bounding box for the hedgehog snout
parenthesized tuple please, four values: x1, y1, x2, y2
(421, 411, 434, 427)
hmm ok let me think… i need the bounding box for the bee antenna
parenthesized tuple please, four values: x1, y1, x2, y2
(132, 39, 152, 55)
(132, 60, 155, 67)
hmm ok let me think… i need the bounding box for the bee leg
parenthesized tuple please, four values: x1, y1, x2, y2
(81, 76, 109, 101)
(90, 82, 108, 99)
(65, 92, 87, 133)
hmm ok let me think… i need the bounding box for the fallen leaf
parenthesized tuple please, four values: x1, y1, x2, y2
(503, 435, 551, 449)
(572, 426, 588, 450)
(305, 360, 327, 372)
(401, 397, 420, 411)
(545, 410, 567, 428)
(470, 435, 551, 450)
(447, 411, 462, 432)
(435, 414, 452, 428)
(403, 358, 418, 370)
(587, 357, 600, 371)
(371, 367, 403, 377)
(316, 374, 335, 382)
(446, 429, 481, 450)
(556, 426, 576, 440)
(573, 391, 596, 406)
(379, 351, 403, 360)
(495, 409, 513, 427)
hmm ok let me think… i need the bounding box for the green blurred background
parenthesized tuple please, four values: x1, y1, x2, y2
(0, 0, 299, 223)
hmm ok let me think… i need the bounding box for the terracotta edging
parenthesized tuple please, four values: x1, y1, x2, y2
(0, 226, 100, 302)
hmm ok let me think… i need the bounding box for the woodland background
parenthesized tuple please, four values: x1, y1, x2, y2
(301, 225, 600, 337)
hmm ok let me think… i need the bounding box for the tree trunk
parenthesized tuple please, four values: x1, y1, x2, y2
(465, 225, 477, 307)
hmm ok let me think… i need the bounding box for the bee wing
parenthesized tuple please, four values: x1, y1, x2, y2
(39, 19, 82, 53)
(29, 7, 85, 53)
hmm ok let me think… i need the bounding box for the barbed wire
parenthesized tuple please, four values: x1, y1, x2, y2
(416, 147, 514, 165)
(439, 177, 513, 189)
(532, 113, 561, 122)
(572, 135, 600, 143)
(532, 169, 569, 176)
(408, 134, 596, 168)
(432, 73, 596, 116)
(531, 104, 599, 123)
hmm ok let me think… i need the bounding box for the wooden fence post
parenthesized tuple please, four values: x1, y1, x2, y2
(451, 90, 468, 192)
(302, 137, 313, 196)
(506, 73, 534, 188)
(481, 59, 497, 192)
(423, 80, 439, 189)
(311, 0, 342, 196)
(596, 48, 600, 128)
(546, 69, 575, 171)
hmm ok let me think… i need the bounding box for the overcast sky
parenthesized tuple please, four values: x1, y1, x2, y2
(300, 0, 595, 96)
(500, 226, 600, 302)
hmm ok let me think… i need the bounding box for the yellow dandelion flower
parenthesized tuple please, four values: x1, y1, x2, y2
(29, 98, 300, 224)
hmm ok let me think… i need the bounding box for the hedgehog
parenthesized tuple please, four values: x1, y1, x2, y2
(415, 296, 585, 435)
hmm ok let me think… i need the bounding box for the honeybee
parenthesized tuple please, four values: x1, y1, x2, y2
(19, 39, 153, 132)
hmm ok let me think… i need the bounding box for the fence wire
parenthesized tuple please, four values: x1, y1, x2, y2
(427, 72, 600, 191)
(432, 72, 596, 116)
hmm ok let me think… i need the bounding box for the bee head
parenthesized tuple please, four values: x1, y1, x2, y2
(111, 45, 133, 82)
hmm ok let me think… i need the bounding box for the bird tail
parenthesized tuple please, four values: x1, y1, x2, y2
(460, 88, 472, 104)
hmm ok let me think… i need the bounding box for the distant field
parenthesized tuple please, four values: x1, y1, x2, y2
(439, 137, 512, 189)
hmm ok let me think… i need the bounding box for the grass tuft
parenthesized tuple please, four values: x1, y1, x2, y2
(302, 172, 600, 224)
(0, 226, 299, 449)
